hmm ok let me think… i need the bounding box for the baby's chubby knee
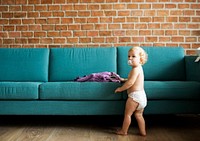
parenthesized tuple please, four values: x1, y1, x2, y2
(134, 111, 143, 119)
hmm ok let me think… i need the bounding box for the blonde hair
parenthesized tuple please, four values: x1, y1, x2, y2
(129, 46, 148, 65)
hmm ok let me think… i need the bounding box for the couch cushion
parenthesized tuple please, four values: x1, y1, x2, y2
(0, 82, 41, 100)
(185, 56, 200, 82)
(49, 47, 117, 81)
(0, 48, 49, 82)
(40, 82, 123, 100)
(144, 81, 200, 100)
(117, 46, 185, 81)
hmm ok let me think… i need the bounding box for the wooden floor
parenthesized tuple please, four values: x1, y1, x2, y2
(0, 114, 199, 141)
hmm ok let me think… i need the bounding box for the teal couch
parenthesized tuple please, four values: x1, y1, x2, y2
(0, 47, 199, 115)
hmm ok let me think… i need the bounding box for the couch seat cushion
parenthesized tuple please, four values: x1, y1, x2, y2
(40, 82, 123, 100)
(0, 82, 41, 100)
(144, 81, 200, 100)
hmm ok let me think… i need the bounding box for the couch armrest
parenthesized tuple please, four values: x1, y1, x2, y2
(185, 56, 200, 82)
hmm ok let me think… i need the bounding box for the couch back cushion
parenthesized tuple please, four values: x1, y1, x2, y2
(117, 46, 185, 81)
(0, 48, 49, 82)
(185, 56, 200, 82)
(49, 47, 117, 81)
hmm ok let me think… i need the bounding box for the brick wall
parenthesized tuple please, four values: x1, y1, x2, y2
(0, 0, 199, 55)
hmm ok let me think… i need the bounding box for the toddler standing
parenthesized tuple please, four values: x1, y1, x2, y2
(115, 46, 148, 136)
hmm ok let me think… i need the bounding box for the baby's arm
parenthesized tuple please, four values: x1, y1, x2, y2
(115, 68, 139, 93)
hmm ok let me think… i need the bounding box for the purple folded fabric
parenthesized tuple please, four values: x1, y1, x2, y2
(74, 72, 121, 83)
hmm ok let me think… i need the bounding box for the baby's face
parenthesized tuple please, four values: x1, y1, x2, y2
(128, 49, 141, 67)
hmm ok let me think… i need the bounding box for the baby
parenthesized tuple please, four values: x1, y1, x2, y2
(115, 46, 148, 136)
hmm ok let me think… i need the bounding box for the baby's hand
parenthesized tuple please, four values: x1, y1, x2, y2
(115, 88, 121, 93)
(120, 77, 127, 82)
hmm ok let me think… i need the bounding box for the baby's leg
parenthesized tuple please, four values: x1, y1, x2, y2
(116, 98, 138, 135)
(134, 109, 146, 136)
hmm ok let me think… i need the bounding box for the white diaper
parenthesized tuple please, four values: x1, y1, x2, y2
(128, 90, 147, 110)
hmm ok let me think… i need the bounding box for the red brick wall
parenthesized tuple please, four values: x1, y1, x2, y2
(0, 0, 199, 55)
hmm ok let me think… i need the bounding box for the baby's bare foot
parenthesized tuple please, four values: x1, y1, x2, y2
(115, 129, 127, 136)
(140, 131, 146, 136)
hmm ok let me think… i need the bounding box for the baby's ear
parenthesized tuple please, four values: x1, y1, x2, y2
(139, 58, 143, 64)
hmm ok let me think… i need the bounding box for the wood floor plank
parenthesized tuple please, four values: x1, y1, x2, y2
(0, 126, 25, 141)
(15, 126, 55, 141)
(0, 115, 199, 141)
